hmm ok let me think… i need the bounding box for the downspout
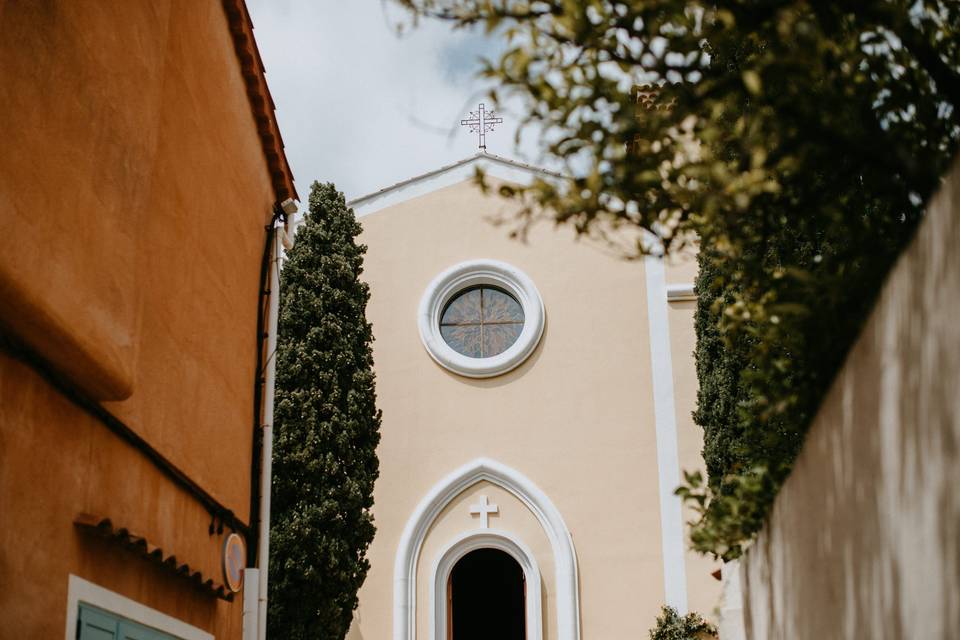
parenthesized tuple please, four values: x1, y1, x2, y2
(245, 199, 296, 640)
(257, 218, 281, 640)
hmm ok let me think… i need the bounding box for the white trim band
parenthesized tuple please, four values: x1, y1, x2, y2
(418, 259, 545, 378)
(644, 256, 689, 613)
(666, 283, 696, 302)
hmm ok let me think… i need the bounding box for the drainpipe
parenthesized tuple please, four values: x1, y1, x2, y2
(259, 203, 297, 640)
(257, 218, 280, 640)
(242, 568, 259, 640)
(244, 200, 296, 640)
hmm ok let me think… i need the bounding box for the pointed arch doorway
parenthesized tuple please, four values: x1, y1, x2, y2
(430, 530, 543, 640)
(406, 459, 578, 640)
(447, 548, 526, 640)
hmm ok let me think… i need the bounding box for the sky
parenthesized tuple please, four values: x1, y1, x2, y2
(246, 1, 541, 203)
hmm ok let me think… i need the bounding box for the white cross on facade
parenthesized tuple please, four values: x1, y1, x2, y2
(460, 103, 503, 151)
(469, 495, 499, 529)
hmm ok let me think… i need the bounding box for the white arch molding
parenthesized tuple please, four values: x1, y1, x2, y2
(430, 530, 543, 640)
(394, 458, 581, 640)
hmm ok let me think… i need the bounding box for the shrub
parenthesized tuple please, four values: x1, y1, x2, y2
(649, 606, 716, 640)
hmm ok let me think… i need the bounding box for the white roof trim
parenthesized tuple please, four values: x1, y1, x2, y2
(347, 152, 563, 218)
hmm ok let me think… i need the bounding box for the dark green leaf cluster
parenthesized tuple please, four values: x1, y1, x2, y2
(393, 0, 960, 558)
(268, 182, 382, 639)
(648, 606, 716, 640)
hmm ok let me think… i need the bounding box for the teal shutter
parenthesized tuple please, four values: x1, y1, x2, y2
(78, 605, 118, 640)
(77, 604, 179, 640)
(119, 619, 173, 640)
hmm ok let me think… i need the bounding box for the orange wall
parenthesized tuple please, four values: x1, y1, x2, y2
(0, 1, 277, 636)
(0, 353, 240, 637)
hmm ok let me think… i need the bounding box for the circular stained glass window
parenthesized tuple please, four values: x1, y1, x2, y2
(418, 259, 544, 378)
(439, 286, 525, 358)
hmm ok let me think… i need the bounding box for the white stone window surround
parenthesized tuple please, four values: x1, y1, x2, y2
(429, 529, 543, 640)
(418, 259, 545, 378)
(64, 574, 214, 640)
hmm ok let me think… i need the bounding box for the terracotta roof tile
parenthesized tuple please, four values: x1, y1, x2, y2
(74, 513, 235, 601)
(222, 0, 298, 203)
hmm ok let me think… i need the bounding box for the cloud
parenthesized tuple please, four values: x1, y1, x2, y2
(247, 0, 541, 203)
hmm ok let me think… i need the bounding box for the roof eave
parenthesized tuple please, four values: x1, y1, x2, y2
(348, 152, 564, 209)
(222, 0, 298, 203)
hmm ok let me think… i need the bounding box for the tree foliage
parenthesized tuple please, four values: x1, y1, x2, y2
(269, 182, 382, 639)
(394, 0, 960, 558)
(649, 606, 716, 640)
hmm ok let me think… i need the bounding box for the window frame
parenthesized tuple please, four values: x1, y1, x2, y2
(65, 575, 213, 640)
(418, 259, 545, 378)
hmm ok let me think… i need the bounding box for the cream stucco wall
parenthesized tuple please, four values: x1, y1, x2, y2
(350, 175, 719, 639)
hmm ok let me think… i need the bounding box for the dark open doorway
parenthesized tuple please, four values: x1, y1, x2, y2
(448, 548, 526, 640)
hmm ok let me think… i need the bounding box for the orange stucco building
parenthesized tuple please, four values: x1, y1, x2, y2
(0, 2, 295, 638)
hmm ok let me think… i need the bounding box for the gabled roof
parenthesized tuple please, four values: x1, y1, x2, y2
(348, 152, 563, 217)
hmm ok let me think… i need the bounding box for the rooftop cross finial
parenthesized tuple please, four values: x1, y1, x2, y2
(460, 103, 503, 151)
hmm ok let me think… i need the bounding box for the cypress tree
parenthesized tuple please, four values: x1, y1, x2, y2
(268, 182, 381, 639)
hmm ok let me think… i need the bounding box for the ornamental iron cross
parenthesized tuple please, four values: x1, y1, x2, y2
(460, 103, 503, 151)
(469, 495, 499, 529)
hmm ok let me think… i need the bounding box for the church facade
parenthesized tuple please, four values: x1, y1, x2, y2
(343, 153, 720, 639)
